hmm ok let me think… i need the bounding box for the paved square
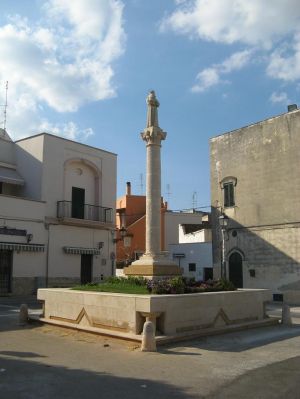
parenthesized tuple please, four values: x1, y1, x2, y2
(1, 298, 300, 398)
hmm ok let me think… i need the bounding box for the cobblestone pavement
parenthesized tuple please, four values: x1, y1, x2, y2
(0, 297, 300, 398)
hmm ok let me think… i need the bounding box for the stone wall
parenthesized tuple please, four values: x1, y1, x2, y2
(38, 288, 272, 339)
(210, 109, 300, 292)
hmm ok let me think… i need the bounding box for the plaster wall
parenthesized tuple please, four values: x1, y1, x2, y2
(169, 242, 212, 280)
(116, 195, 146, 227)
(164, 212, 203, 247)
(42, 135, 116, 218)
(47, 224, 113, 279)
(15, 135, 44, 200)
(0, 194, 45, 220)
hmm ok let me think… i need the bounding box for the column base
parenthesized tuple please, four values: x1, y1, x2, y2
(124, 253, 182, 278)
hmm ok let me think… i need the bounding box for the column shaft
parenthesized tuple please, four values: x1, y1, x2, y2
(145, 143, 161, 255)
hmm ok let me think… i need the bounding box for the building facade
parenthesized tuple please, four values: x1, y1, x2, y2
(169, 220, 213, 281)
(210, 106, 300, 293)
(0, 130, 116, 295)
(115, 182, 204, 267)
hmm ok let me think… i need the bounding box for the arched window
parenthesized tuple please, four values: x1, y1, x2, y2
(64, 159, 101, 207)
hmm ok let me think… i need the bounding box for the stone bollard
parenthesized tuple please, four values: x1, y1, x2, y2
(141, 321, 156, 352)
(282, 303, 292, 325)
(19, 304, 28, 326)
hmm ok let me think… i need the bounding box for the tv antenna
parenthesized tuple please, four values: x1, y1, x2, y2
(139, 173, 144, 194)
(166, 183, 171, 203)
(192, 191, 198, 209)
(0, 81, 8, 130)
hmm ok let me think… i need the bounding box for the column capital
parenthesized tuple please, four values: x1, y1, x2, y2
(141, 126, 167, 146)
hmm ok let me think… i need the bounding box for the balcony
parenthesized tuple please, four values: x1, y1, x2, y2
(57, 201, 113, 224)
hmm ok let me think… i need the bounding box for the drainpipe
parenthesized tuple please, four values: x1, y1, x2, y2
(45, 223, 53, 288)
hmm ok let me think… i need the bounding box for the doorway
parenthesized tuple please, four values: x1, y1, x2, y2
(204, 267, 213, 281)
(81, 254, 92, 285)
(229, 252, 243, 288)
(72, 187, 85, 219)
(0, 250, 13, 294)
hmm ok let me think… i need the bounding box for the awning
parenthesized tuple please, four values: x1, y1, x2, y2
(0, 242, 45, 252)
(63, 246, 102, 255)
(0, 167, 24, 186)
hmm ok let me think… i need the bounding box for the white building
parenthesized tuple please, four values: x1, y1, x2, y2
(164, 210, 205, 248)
(0, 129, 116, 295)
(169, 220, 213, 281)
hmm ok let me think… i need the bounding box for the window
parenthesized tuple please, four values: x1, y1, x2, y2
(224, 182, 235, 207)
(189, 263, 196, 272)
(220, 176, 237, 208)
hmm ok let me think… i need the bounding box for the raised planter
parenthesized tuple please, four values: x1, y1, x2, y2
(37, 288, 275, 343)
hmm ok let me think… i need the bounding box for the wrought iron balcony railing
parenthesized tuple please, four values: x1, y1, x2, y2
(57, 201, 113, 224)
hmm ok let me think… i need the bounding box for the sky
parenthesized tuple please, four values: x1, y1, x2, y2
(0, 0, 300, 210)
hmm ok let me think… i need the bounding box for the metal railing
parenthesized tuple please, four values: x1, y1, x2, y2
(57, 201, 113, 223)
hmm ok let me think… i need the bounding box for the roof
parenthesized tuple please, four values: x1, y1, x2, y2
(210, 108, 300, 141)
(181, 221, 211, 234)
(0, 128, 12, 142)
(15, 132, 117, 156)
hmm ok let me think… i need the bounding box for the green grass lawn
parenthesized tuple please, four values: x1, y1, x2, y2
(71, 283, 149, 295)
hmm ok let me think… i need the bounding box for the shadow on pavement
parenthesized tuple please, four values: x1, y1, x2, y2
(207, 355, 300, 399)
(0, 295, 41, 309)
(0, 305, 42, 334)
(0, 356, 200, 399)
(0, 351, 47, 358)
(162, 325, 300, 354)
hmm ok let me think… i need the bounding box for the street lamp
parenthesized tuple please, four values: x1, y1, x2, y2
(119, 226, 127, 240)
(113, 226, 127, 243)
(219, 214, 229, 279)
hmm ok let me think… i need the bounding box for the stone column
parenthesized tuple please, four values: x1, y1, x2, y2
(144, 92, 165, 256)
(124, 91, 181, 278)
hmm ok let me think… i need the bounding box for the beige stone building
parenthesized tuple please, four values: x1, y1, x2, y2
(0, 129, 116, 295)
(210, 105, 300, 295)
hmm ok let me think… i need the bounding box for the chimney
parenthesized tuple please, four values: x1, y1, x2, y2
(287, 104, 298, 112)
(126, 181, 131, 196)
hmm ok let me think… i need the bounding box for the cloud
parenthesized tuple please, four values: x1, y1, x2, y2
(267, 33, 300, 82)
(38, 120, 94, 141)
(269, 92, 290, 105)
(192, 50, 252, 92)
(0, 0, 125, 140)
(162, 0, 300, 92)
(161, 0, 300, 49)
